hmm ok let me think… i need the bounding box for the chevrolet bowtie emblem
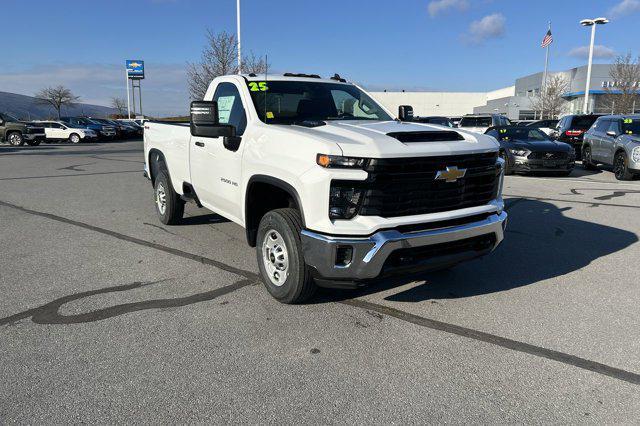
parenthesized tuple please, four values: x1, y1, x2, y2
(435, 166, 467, 183)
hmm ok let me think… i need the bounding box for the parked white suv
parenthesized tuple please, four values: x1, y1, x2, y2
(35, 121, 97, 143)
(144, 73, 507, 303)
(458, 114, 511, 134)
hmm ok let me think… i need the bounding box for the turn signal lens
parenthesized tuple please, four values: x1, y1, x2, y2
(316, 154, 367, 169)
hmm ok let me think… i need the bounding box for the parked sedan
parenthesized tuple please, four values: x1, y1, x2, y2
(35, 121, 97, 143)
(486, 126, 575, 175)
(582, 115, 640, 180)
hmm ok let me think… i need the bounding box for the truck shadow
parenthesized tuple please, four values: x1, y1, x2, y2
(322, 199, 638, 302)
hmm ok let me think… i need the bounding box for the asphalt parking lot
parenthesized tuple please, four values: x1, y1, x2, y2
(1, 139, 639, 423)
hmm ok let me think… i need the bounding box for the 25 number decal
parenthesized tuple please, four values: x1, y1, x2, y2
(248, 82, 268, 92)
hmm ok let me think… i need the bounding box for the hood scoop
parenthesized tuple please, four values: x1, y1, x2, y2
(386, 131, 464, 143)
(293, 120, 326, 128)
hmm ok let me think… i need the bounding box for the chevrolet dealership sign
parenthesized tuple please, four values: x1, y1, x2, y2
(126, 60, 145, 79)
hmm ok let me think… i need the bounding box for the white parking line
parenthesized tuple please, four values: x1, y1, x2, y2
(506, 175, 640, 187)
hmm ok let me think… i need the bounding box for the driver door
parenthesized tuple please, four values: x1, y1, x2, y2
(601, 120, 621, 165)
(189, 82, 247, 222)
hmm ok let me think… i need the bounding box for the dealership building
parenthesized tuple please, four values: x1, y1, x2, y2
(371, 64, 628, 120)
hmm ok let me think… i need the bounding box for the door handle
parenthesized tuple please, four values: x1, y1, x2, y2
(195, 141, 205, 147)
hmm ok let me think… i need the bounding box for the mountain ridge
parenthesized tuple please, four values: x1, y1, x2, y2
(0, 91, 117, 120)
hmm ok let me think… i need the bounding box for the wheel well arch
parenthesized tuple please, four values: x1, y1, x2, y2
(244, 175, 305, 247)
(147, 148, 167, 185)
(5, 129, 22, 140)
(614, 147, 627, 157)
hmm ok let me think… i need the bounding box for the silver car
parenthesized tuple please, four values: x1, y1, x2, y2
(583, 115, 640, 180)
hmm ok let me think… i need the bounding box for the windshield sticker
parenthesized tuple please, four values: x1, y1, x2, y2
(217, 96, 235, 123)
(624, 118, 633, 124)
(248, 82, 268, 92)
(266, 111, 274, 119)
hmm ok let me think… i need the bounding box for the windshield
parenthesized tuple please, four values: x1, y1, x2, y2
(459, 117, 492, 127)
(489, 127, 549, 141)
(246, 80, 392, 124)
(622, 118, 640, 135)
(3, 113, 21, 122)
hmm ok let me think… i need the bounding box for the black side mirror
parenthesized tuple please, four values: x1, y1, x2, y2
(190, 101, 235, 138)
(398, 105, 414, 122)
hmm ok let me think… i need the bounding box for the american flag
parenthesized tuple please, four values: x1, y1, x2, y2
(541, 29, 553, 48)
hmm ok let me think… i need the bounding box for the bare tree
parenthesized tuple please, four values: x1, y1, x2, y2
(530, 75, 569, 119)
(187, 30, 269, 100)
(111, 97, 127, 116)
(603, 53, 640, 114)
(34, 86, 80, 118)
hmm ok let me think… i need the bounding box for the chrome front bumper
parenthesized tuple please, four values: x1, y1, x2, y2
(300, 211, 507, 281)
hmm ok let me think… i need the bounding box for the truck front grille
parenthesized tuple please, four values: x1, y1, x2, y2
(334, 152, 499, 218)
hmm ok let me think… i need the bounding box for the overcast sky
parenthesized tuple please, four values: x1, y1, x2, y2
(2, 0, 639, 116)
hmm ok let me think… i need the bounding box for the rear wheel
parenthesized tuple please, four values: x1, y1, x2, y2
(154, 170, 185, 224)
(7, 132, 24, 146)
(256, 208, 316, 304)
(582, 145, 597, 170)
(26, 140, 40, 146)
(69, 133, 81, 144)
(614, 151, 634, 181)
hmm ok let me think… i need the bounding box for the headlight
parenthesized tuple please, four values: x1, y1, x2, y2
(329, 182, 363, 219)
(508, 148, 528, 157)
(633, 146, 640, 163)
(317, 154, 367, 169)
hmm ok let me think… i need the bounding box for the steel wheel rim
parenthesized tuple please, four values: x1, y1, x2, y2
(156, 182, 167, 215)
(9, 134, 21, 145)
(262, 229, 289, 286)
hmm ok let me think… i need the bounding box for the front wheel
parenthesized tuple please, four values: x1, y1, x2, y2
(153, 170, 185, 224)
(499, 151, 512, 175)
(256, 208, 316, 304)
(614, 151, 634, 181)
(7, 132, 24, 146)
(582, 145, 597, 170)
(26, 140, 41, 146)
(69, 133, 81, 144)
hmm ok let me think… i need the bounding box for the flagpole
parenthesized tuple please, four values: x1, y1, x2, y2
(541, 21, 551, 119)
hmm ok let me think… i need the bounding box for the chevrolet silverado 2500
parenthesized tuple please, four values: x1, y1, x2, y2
(144, 73, 507, 303)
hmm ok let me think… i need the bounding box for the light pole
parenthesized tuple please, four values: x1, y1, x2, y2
(580, 17, 608, 114)
(237, 0, 242, 74)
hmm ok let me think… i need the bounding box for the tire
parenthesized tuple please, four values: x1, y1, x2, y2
(256, 208, 316, 304)
(7, 132, 24, 146)
(499, 151, 512, 175)
(582, 145, 597, 170)
(26, 140, 40, 146)
(153, 170, 184, 225)
(69, 133, 81, 144)
(613, 151, 634, 181)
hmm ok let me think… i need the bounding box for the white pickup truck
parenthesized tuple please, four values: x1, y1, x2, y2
(144, 73, 507, 303)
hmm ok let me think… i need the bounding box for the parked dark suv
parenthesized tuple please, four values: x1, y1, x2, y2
(554, 114, 601, 159)
(60, 117, 117, 140)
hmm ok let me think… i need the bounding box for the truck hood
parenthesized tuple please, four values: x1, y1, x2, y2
(285, 120, 498, 158)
